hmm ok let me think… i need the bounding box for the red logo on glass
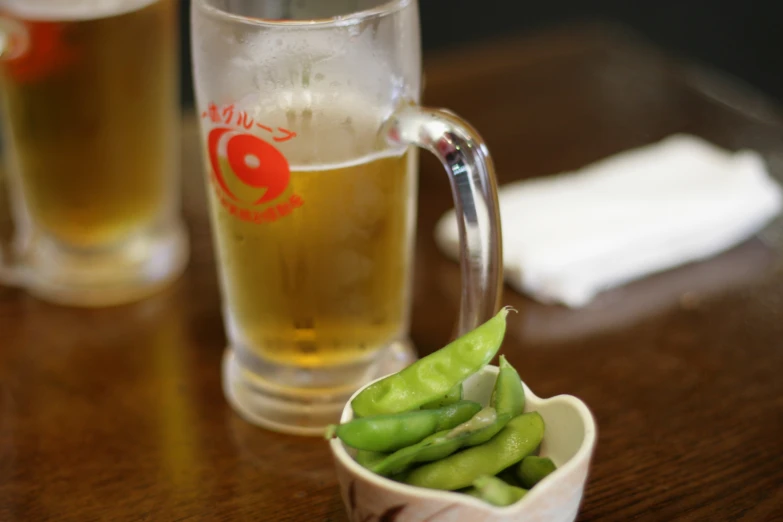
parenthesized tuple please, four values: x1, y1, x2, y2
(2, 20, 79, 83)
(202, 102, 303, 224)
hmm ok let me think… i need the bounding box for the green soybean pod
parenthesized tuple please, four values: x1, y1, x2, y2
(443, 359, 520, 449)
(490, 355, 525, 417)
(370, 363, 524, 477)
(421, 384, 463, 410)
(371, 407, 507, 477)
(404, 412, 545, 491)
(496, 467, 524, 488)
(516, 456, 557, 488)
(326, 400, 481, 452)
(447, 408, 512, 448)
(466, 475, 527, 507)
(462, 487, 483, 500)
(350, 308, 510, 418)
(370, 430, 452, 477)
(354, 450, 388, 469)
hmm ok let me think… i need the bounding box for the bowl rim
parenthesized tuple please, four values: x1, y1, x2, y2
(329, 364, 598, 513)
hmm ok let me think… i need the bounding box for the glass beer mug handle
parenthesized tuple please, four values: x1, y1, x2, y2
(384, 105, 504, 334)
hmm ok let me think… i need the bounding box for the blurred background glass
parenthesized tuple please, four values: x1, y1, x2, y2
(0, 0, 189, 307)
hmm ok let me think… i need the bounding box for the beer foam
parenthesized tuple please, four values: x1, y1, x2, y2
(290, 147, 408, 172)
(1, 0, 158, 21)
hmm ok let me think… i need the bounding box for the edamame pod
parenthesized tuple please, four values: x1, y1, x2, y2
(371, 407, 508, 477)
(351, 308, 510, 417)
(370, 430, 450, 477)
(327, 400, 481, 452)
(496, 467, 524, 488)
(421, 384, 463, 410)
(404, 412, 545, 491)
(355, 450, 388, 469)
(439, 360, 519, 448)
(445, 407, 511, 448)
(516, 456, 557, 488)
(367, 354, 521, 475)
(491, 355, 525, 417)
(465, 475, 527, 507)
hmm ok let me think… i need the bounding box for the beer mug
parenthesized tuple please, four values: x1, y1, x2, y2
(0, 0, 188, 306)
(192, 0, 503, 434)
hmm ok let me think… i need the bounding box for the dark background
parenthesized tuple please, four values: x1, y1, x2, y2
(179, 0, 783, 107)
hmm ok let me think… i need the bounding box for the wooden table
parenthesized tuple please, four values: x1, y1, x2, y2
(2, 25, 783, 521)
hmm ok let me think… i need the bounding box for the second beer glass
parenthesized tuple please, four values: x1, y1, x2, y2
(0, 0, 188, 306)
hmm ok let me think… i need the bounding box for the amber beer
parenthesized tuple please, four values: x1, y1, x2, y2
(0, 0, 178, 248)
(209, 121, 416, 368)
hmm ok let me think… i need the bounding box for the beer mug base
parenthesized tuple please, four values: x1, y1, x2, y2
(21, 222, 189, 307)
(222, 340, 417, 436)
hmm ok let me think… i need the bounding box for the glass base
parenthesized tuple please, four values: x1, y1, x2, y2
(223, 339, 417, 436)
(19, 222, 189, 307)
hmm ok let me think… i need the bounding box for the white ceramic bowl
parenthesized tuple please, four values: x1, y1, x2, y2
(329, 365, 597, 522)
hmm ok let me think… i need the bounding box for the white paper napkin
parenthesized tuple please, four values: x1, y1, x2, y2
(435, 134, 782, 307)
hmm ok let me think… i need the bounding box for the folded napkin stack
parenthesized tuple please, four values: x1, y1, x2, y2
(435, 134, 782, 307)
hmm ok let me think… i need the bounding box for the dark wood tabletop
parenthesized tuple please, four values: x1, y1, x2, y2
(2, 24, 783, 521)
